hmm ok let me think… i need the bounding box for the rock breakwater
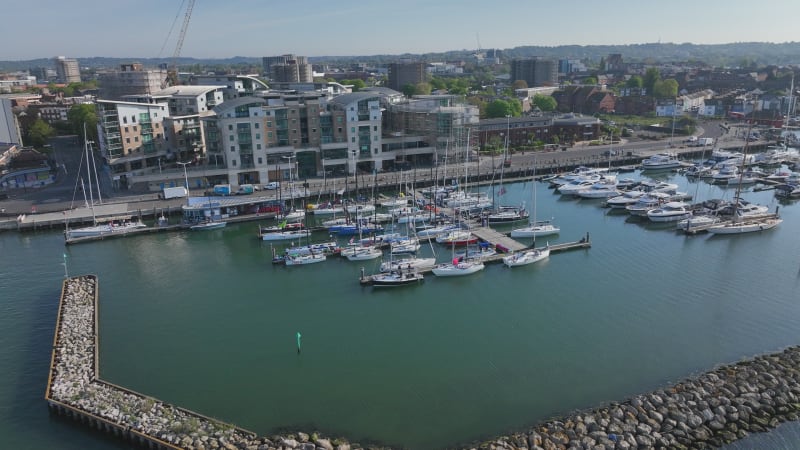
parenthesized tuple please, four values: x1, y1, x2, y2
(48, 275, 800, 449)
(471, 349, 800, 449)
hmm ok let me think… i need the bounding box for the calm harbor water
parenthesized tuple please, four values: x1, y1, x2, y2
(2, 169, 800, 449)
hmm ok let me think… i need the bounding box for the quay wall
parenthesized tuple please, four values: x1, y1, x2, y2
(49, 275, 800, 449)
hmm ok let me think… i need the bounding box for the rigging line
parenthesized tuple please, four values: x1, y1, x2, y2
(157, 0, 187, 59)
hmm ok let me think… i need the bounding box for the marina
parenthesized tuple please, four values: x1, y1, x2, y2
(3, 146, 800, 450)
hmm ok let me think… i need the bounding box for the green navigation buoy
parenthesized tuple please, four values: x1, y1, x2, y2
(296, 332, 302, 354)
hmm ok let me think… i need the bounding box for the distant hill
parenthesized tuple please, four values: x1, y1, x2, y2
(3, 42, 800, 72)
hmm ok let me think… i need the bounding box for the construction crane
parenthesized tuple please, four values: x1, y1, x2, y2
(164, 0, 195, 87)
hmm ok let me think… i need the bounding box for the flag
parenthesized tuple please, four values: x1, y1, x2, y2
(499, 186, 507, 195)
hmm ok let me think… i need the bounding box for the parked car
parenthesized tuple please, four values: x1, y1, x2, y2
(264, 182, 280, 190)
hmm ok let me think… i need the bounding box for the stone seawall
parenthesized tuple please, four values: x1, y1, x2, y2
(46, 275, 354, 450)
(48, 275, 800, 450)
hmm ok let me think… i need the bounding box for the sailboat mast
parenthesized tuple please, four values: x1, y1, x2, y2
(83, 124, 96, 210)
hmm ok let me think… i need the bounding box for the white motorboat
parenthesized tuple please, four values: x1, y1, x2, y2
(503, 245, 550, 268)
(576, 180, 620, 199)
(557, 178, 602, 196)
(711, 164, 739, 184)
(647, 202, 691, 222)
(605, 190, 645, 209)
(641, 153, 681, 171)
(432, 259, 485, 277)
(625, 192, 672, 217)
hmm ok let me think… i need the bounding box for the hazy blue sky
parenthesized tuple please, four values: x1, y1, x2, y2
(5, 0, 799, 60)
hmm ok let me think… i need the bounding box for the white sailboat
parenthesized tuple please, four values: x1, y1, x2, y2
(65, 125, 146, 240)
(503, 243, 550, 268)
(511, 160, 560, 238)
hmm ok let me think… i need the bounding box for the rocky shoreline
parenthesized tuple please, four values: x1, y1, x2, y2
(49, 275, 800, 449)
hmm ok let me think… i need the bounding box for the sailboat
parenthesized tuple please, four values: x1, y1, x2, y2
(65, 125, 146, 240)
(707, 106, 783, 235)
(502, 242, 550, 268)
(510, 159, 560, 238)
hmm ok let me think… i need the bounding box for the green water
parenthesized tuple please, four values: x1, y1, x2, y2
(3, 172, 800, 449)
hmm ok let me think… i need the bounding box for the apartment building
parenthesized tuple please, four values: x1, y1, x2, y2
(511, 57, 558, 87)
(98, 64, 167, 100)
(262, 54, 313, 83)
(54, 56, 80, 83)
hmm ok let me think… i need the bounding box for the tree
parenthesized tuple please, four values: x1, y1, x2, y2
(643, 68, 661, 95)
(485, 100, 514, 118)
(532, 94, 557, 112)
(401, 84, 416, 97)
(626, 75, 643, 88)
(414, 82, 432, 96)
(653, 78, 679, 98)
(584, 76, 597, 85)
(511, 80, 528, 91)
(350, 79, 365, 91)
(27, 118, 55, 148)
(67, 104, 98, 140)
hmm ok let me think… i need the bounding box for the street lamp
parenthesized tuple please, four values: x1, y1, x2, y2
(177, 160, 190, 193)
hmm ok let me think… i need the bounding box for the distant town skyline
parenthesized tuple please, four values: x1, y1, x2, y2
(4, 0, 800, 61)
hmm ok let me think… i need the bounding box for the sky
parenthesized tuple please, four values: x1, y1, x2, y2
(4, 0, 800, 61)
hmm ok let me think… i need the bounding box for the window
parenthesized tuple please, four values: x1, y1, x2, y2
(351, 137, 355, 143)
(267, 132, 273, 138)
(231, 146, 235, 152)
(133, 126, 137, 132)
(123, 116, 127, 124)
(267, 121, 272, 127)
(232, 160, 237, 166)
(258, 157, 262, 164)
(254, 123, 260, 129)
(351, 127, 355, 133)
(125, 137, 130, 144)
(228, 124, 233, 130)
(256, 144, 261, 150)
(312, 128, 317, 133)
(132, 116, 136, 123)
(124, 127, 129, 132)
(338, 127, 342, 133)
(134, 136, 139, 142)
(229, 135, 234, 141)
(255, 133, 260, 139)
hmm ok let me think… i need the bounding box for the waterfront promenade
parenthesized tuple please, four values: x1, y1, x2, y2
(50, 275, 800, 450)
(1, 135, 771, 234)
